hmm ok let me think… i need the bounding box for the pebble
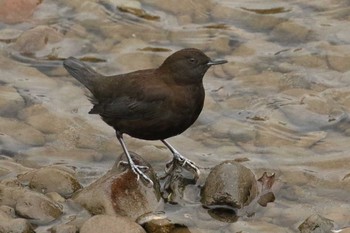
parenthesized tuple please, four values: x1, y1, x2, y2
(211, 5, 283, 31)
(18, 104, 72, 134)
(201, 160, 258, 209)
(0, 184, 62, 224)
(0, 85, 25, 117)
(271, 21, 313, 43)
(0, 207, 34, 233)
(298, 214, 334, 233)
(50, 224, 79, 233)
(326, 55, 350, 72)
(0, 117, 45, 146)
(0, 160, 33, 178)
(80, 215, 146, 233)
(23, 146, 104, 162)
(14, 25, 64, 54)
(0, 0, 41, 24)
(73, 152, 163, 220)
(25, 166, 82, 198)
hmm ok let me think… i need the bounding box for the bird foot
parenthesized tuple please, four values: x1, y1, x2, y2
(164, 153, 200, 179)
(118, 161, 154, 187)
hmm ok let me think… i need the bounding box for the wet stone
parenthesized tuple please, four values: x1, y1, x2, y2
(25, 166, 82, 198)
(0, 160, 33, 178)
(271, 21, 313, 43)
(0, 85, 25, 117)
(80, 215, 146, 233)
(201, 161, 258, 209)
(326, 55, 350, 72)
(0, 117, 45, 147)
(0, 207, 34, 233)
(14, 25, 64, 54)
(0, 0, 41, 24)
(0, 184, 63, 225)
(143, 218, 175, 233)
(50, 223, 79, 233)
(73, 152, 163, 220)
(298, 214, 334, 233)
(23, 146, 104, 162)
(0, 28, 22, 42)
(212, 5, 284, 31)
(18, 104, 72, 134)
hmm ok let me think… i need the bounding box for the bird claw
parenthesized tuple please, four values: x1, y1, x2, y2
(118, 161, 149, 171)
(164, 153, 200, 179)
(132, 165, 154, 187)
(118, 161, 154, 186)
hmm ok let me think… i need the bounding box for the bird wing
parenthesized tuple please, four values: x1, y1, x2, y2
(89, 88, 168, 120)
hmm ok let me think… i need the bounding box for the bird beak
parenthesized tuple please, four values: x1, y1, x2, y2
(207, 59, 228, 66)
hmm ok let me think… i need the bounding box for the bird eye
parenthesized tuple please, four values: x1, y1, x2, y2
(189, 57, 196, 63)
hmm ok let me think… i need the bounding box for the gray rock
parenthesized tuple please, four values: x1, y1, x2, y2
(211, 5, 284, 31)
(0, 117, 45, 147)
(80, 215, 146, 233)
(0, 206, 34, 233)
(50, 223, 79, 233)
(0, 86, 25, 117)
(73, 152, 163, 220)
(27, 166, 82, 198)
(0, 160, 33, 178)
(143, 218, 175, 233)
(201, 161, 258, 209)
(18, 104, 72, 134)
(14, 25, 63, 54)
(271, 21, 313, 43)
(298, 214, 334, 233)
(0, 184, 63, 225)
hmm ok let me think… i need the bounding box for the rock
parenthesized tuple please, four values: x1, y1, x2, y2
(0, 117, 45, 146)
(271, 21, 313, 43)
(46, 192, 66, 203)
(290, 54, 328, 69)
(201, 161, 258, 209)
(18, 104, 72, 134)
(0, 28, 22, 43)
(14, 25, 64, 54)
(171, 227, 203, 233)
(212, 5, 284, 31)
(73, 152, 163, 220)
(50, 223, 79, 233)
(80, 215, 146, 233)
(144, 0, 211, 21)
(143, 218, 175, 233)
(327, 55, 350, 72)
(25, 166, 82, 198)
(298, 214, 334, 233)
(0, 184, 63, 225)
(208, 36, 231, 54)
(23, 146, 104, 162)
(0, 207, 34, 233)
(0, 86, 25, 117)
(208, 117, 255, 142)
(0, 0, 42, 24)
(0, 160, 33, 178)
(0, 133, 28, 155)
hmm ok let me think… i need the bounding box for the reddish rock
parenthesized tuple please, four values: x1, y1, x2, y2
(0, 0, 42, 24)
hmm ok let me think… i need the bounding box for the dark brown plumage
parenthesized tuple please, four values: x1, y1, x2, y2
(63, 48, 227, 185)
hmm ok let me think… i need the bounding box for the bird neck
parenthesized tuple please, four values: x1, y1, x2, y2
(156, 67, 204, 86)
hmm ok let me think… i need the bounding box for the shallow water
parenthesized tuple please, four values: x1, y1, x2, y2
(1, 0, 350, 232)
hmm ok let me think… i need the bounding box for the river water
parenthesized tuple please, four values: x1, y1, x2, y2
(0, 0, 349, 232)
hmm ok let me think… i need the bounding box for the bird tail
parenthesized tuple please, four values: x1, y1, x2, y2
(63, 57, 100, 93)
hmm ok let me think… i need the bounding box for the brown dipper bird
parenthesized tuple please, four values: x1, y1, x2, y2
(63, 48, 227, 186)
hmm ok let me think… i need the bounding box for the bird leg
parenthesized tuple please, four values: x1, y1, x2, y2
(116, 132, 154, 186)
(161, 139, 200, 179)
